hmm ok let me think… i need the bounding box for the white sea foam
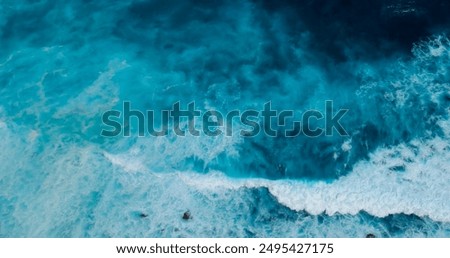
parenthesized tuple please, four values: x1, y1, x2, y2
(100, 117, 450, 223)
(178, 133, 450, 223)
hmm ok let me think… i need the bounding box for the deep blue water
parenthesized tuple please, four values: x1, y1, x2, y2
(0, 0, 449, 237)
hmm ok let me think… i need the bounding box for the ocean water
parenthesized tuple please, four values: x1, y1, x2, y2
(0, 0, 450, 237)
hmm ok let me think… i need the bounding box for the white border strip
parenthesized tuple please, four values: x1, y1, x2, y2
(0, 238, 449, 258)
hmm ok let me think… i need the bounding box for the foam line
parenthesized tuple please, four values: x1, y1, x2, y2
(178, 134, 450, 222)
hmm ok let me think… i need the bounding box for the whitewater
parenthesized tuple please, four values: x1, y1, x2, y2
(0, 0, 449, 237)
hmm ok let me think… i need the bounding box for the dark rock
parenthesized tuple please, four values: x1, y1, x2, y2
(366, 233, 376, 238)
(182, 210, 192, 220)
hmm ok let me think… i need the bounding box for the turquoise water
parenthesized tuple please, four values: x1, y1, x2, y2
(0, 0, 450, 237)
